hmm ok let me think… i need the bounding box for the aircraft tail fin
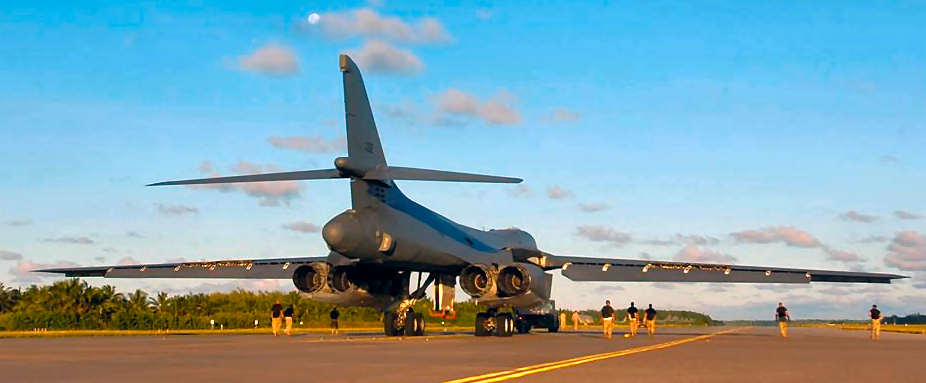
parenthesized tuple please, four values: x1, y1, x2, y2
(341, 54, 387, 171)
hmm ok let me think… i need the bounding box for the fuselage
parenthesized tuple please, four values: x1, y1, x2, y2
(322, 180, 537, 272)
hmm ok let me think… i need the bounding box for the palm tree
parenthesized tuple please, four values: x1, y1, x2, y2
(128, 289, 151, 312)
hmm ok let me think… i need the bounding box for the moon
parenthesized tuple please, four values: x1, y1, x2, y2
(307, 13, 320, 25)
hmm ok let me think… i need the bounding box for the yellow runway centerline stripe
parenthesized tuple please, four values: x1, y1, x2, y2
(443, 327, 746, 383)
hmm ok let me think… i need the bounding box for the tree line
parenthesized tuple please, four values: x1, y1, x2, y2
(0, 279, 716, 330)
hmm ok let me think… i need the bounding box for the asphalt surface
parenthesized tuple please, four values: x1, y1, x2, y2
(1, 326, 923, 382)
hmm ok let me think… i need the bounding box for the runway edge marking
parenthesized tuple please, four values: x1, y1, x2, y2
(442, 327, 747, 383)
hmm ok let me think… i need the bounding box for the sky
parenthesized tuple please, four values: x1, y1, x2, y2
(1, 0, 925, 320)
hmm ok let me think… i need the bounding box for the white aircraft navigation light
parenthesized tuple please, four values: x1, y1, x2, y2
(724, 268, 731, 275)
(765, 270, 772, 277)
(602, 264, 611, 271)
(683, 265, 692, 274)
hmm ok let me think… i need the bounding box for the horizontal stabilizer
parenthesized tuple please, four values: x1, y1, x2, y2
(148, 169, 344, 186)
(364, 166, 522, 183)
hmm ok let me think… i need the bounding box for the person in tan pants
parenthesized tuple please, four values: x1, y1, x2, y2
(775, 302, 790, 338)
(270, 300, 283, 336)
(601, 300, 615, 339)
(869, 304, 882, 340)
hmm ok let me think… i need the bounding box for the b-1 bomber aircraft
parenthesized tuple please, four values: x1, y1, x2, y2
(39, 55, 906, 337)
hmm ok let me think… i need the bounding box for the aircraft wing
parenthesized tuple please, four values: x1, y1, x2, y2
(34, 256, 328, 279)
(536, 254, 906, 284)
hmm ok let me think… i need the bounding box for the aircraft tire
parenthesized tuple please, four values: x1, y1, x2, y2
(414, 313, 425, 336)
(404, 312, 417, 336)
(495, 313, 513, 337)
(475, 313, 491, 336)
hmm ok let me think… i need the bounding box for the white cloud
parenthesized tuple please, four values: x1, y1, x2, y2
(578, 203, 609, 213)
(8, 259, 80, 283)
(312, 8, 451, 44)
(575, 225, 632, 247)
(545, 108, 581, 123)
(507, 184, 532, 198)
(4, 218, 31, 227)
(895, 210, 923, 220)
(884, 231, 926, 271)
(641, 234, 721, 246)
(0, 250, 22, 261)
(267, 136, 347, 154)
(433, 89, 521, 125)
(238, 44, 300, 77)
(546, 185, 572, 200)
(730, 226, 821, 248)
(39, 236, 95, 245)
(673, 246, 737, 263)
(822, 247, 862, 263)
(190, 161, 303, 207)
(117, 256, 141, 265)
(283, 221, 321, 233)
(348, 40, 423, 75)
(839, 210, 877, 223)
(156, 203, 199, 216)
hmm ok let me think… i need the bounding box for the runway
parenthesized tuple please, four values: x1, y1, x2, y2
(2, 326, 923, 382)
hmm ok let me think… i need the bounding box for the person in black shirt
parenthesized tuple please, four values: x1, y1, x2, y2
(644, 304, 657, 336)
(330, 307, 340, 335)
(775, 302, 790, 338)
(869, 304, 882, 340)
(270, 300, 283, 336)
(283, 305, 295, 336)
(601, 300, 615, 339)
(626, 302, 639, 337)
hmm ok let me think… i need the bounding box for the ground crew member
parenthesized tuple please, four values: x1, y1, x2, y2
(776, 302, 790, 338)
(571, 311, 580, 331)
(626, 302, 639, 337)
(644, 304, 657, 336)
(601, 300, 615, 339)
(869, 304, 882, 340)
(330, 307, 340, 335)
(270, 300, 283, 336)
(283, 305, 294, 336)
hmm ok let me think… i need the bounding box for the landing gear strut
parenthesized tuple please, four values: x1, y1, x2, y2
(475, 309, 513, 337)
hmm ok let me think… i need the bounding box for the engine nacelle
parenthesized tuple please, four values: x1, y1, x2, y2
(292, 262, 332, 294)
(460, 264, 497, 298)
(291, 263, 398, 310)
(498, 263, 550, 299)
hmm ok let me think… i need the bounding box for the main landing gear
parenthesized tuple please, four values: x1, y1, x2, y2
(384, 310, 425, 336)
(475, 309, 514, 337)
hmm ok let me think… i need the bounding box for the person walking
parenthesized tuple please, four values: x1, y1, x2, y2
(330, 307, 340, 335)
(869, 304, 882, 340)
(283, 305, 294, 336)
(571, 311, 580, 331)
(644, 304, 657, 336)
(601, 300, 615, 339)
(626, 302, 639, 337)
(270, 300, 283, 336)
(776, 302, 790, 338)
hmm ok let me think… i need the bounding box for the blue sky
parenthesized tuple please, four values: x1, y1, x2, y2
(2, 0, 925, 319)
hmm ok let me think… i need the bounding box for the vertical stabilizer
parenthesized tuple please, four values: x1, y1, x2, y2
(341, 55, 387, 170)
(340, 54, 390, 209)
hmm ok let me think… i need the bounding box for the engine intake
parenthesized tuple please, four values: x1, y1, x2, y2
(460, 264, 496, 298)
(292, 262, 331, 294)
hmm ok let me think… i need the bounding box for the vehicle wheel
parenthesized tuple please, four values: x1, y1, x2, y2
(414, 313, 425, 336)
(404, 312, 417, 336)
(383, 312, 405, 336)
(548, 317, 559, 333)
(475, 313, 492, 336)
(495, 313, 513, 337)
